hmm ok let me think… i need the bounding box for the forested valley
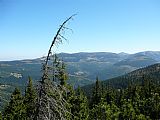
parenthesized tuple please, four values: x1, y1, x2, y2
(1, 68, 160, 120)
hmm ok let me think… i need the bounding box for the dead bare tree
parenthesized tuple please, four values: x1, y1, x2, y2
(34, 14, 76, 120)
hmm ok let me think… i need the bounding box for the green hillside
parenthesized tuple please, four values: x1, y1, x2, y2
(0, 51, 159, 88)
(0, 52, 160, 110)
(103, 63, 160, 88)
(82, 63, 160, 96)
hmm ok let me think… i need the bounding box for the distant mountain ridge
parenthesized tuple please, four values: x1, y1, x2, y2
(136, 51, 160, 61)
(0, 51, 160, 87)
(0, 51, 160, 109)
(114, 54, 157, 67)
(58, 52, 129, 63)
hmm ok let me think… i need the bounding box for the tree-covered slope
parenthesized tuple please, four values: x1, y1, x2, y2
(0, 51, 159, 88)
(0, 51, 160, 112)
(104, 63, 160, 88)
(82, 63, 160, 96)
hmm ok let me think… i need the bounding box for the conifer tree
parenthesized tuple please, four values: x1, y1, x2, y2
(89, 99, 120, 120)
(119, 99, 136, 119)
(0, 111, 2, 120)
(59, 62, 68, 86)
(70, 87, 89, 120)
(24, 77, 36, 119)
(90, 77, 102, 108)
(89, 101, 111, 120)
(3, 88, 26, 120)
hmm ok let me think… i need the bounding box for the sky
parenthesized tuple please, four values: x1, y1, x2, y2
(0, 0, 160, 60)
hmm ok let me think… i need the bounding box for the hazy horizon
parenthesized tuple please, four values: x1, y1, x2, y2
(1, 50, 160, 61)
(1, 0, 160, 60)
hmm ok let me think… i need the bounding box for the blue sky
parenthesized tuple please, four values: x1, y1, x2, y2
(0, 0, 160, 60)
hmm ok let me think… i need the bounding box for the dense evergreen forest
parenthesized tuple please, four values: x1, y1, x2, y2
(1, 72, 160, 119)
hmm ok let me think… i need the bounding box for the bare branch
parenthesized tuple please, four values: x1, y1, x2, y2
(42, 14, 76, 82)
(59, 34, 68, 41)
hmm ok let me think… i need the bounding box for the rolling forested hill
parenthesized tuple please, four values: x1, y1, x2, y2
(0, 51, 160, 110)
(82, 63, 160, 96)
(0, 51, 160, 87)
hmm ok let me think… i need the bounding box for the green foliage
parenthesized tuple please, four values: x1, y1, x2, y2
(58, 62, 68, 86)
(2, 77, 36, 120)
(136, 114, 147, 120)
(87, 75, 160, 120)
(89, 101, 111, 120)
(89, 100, 119, 120)
(23, 77, 36, 119)
(0, 111, 2, 120)
(3, 88, 26, 120)
(71, 87, 89, 120)
(1, 69, 160, 119)
(119, 99, 136, 119)
(90, 77, 102, 108)
(1, 55, 160, 119)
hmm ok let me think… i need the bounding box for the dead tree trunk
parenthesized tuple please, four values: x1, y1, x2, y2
(34, 14, 76, 120)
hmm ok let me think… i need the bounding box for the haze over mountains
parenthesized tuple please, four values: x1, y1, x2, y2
(0, 51, 160, 87)
(0, 51, 160, 109)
